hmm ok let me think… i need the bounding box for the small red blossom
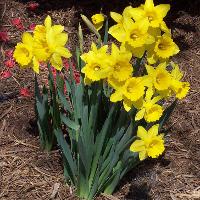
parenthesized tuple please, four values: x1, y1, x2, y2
(27, 2, 39, 11)
(0, 31, 9, 42)
(4, 59, 15, 68)
(51, 67, 57, 77)
(1, 71, 12, 79)
(5, 49, 13, 58)
(74, 71, 80, 84)
(11, 18, 21, 26)
(20, 88, 31, 97)
(11, 18, 24, 30)
(29, 23, 36, 31)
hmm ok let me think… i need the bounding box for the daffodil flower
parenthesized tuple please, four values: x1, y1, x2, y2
(91, 14, 105, 31)
(81, 43, 113, 82)
(135, 88, 163, 122)
(130, 124, 165, 160)
(13, 32, 39, 73)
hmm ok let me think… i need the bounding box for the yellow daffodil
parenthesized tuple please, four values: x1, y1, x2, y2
(14, 32, 39, 73)
(108, 6, 134, 42)
(135, 88, 163, 122)
(130, 124, 165, 160)
(81, 43, 113, 82)
(147, 33, 179, 64)
(33, 15, 71, 70)
(110, 77, 147, 111)
(154, 33, 179, 59)
(129, 0, 170, 29)
(170, 62, 190, 99)
(123, 77, 146, 102)
(108, 44, 133, 82)
(146, 62, 172, 91)
(91, 14, 105, 31)
(124, 17, 154, 47)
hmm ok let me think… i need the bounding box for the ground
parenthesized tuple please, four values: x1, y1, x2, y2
(0, 0, 200, 199)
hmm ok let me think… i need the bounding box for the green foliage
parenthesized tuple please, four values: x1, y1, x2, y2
(53, 53, 140, 199)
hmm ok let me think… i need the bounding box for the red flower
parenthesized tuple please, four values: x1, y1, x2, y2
(4, 59, 15, 68)
(5, 49, 13, 58)
(20, 88, 31, 97)
(74, 71, 80, 84)
(27, 2, 39, 11)
(11, 18, 21, 26)
(1, 71, 12, 79)
(11, 18, 24, 30)
(0, 31, 9, 42)
(51, 67, 57, 77)
(29, 23, 36, 31)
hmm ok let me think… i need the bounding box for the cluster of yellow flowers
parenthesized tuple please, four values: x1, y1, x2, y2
(13, 16, 71, 73)
(82, 0, 190, 160)
(81, 0, 190, 124)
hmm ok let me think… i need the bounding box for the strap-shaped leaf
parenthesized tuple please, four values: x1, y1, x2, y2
(60, 113, 80, 131)
(57, 90, 72, 114)
(103, 19, 108, 45)
(89, 105, 116, 191)
(159, 99, 177, 131)
(54, 128, 77, 185)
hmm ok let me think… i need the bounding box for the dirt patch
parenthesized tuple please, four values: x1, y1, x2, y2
(0, 0, 200, 199)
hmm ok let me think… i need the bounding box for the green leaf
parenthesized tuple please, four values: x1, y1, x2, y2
(89, 104, 116, 190)
(159, 99, 177, 131)
(103, 19, 108, 45)
(54, 128, 77, 185)
(81, 14, 101, 42)
(60, 113, 80, 131)
(78, 23, 83, 54)
(57, 90, 72, 114)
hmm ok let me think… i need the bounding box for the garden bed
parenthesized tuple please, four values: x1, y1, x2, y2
(0, 0, 200, 199)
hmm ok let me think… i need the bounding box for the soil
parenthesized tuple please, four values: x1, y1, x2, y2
(0, 0, 200, 199)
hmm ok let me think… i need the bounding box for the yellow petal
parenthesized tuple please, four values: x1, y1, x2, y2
(110, 90, 123, 102)
(144, 0, 154, 10)
(50, 53, 63, 71)
(110, 12, 122, 23)
(155, 4, 170, 19)
(55, 47, 72, 58)
(148, 124, 159, 137)
(139, 150, 147, 161)
(108, 24, 126, 42)
(44, 15, 52, 31)
(32, 57, 40, 74)
(137, 126, 147, 140)
(135, 108, 145, 121)
(130, 140, 145, 152)
(123, 98, 132, 112)
(22, 32, 33, 46)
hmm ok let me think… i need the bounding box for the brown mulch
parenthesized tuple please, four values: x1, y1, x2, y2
(0, 0, 200, 199)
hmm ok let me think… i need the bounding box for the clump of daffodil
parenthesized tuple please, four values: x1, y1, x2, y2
(146, 62, 190, 99)
(13, 32, 40, 73)
(147, 33, 179, 64)
(135, 88, 163, 122)
(81, 43, 113, 83)
(91, 13, 105, 31)
(130, 124, 165, 160)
